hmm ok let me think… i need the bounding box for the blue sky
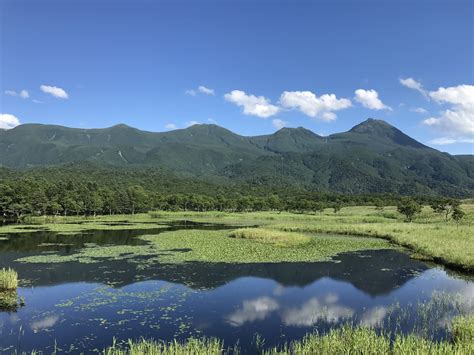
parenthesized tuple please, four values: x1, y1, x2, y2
(1, 0, 472, 154)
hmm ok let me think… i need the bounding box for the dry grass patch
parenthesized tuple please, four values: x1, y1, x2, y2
(229, 228, 311, 247)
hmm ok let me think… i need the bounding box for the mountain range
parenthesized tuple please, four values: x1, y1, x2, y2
(1, 118, 473, 196)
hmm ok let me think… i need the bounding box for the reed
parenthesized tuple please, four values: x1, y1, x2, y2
(105, 337, 224, 355)
(105, 322, 474, 355)
(0, 268, 18, 290)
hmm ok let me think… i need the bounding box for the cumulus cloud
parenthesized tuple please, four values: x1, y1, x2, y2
(0, 113, 20, 129)
(40, 85, 69, 99)
(165, 123, 177, 130)
(226, 297, 279, 327)
(282, 297, 354, 327)
(279, 91, 351, 120)
(423, 85, 474, 138)
(5, 89, 29, 98)
(399, 77, 427, 97)
(186, 85, 215, 96)
(411, 107, 428, 114)
(354, 89, 392, 110)
(272, 119, 287, 130)
(224, 90, 280, 118)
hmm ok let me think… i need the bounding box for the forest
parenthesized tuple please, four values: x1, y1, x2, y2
(0, 164, 461, 218)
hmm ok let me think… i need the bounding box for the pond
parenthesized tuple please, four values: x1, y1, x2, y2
(0, 223, 473, 353)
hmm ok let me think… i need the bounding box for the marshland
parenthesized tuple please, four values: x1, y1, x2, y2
(0, 205, 473, 354)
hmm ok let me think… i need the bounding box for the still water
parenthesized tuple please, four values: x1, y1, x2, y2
(0, 223, 472, 353)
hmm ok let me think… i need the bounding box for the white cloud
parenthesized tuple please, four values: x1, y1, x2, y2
(322, 112, 337, 121)
(279, 91, 351, 120)
(399, 77, 427, 97)
(410, 107, 428, 114)
(198, 86, 214, 95)
(40, 85, 69, 99)
(186, 85, 215, 96)
(359, 306, 389, 327)
(185, 120, 200, 127)
(354, 89, 391, 111)
(429, 137, 474, 145)
(165, 123, 177, 130)
(4, 89, 29, 99)
(226, 297, 279, 327)
(423, 85, 474, 137)
(272, 119, 287, 130)
(30, 315, 59, 333)
(282, 297, 354, 327)
(0, 113, 20, 129)
(224, 90, 280, 118)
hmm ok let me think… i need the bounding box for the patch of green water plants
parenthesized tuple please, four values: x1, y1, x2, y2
(16, 228, 392, 265)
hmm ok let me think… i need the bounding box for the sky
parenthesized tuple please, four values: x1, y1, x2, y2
(0, 0, 473, 154)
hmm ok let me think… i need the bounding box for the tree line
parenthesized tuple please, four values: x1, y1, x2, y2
(0, 164, 465, 219)
(0, 174, 463, 220)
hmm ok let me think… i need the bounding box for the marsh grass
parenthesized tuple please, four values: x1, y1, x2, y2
(275, 220, 474, 272)
(105, 337, 225, 355)
(0, 290, 24, 312)
(229, 228, 311, 247)
(5, 204, 474, 270)
(0, 268, 18, 290)
(105, 320, 474, 355)
(451, 314, 474, 343)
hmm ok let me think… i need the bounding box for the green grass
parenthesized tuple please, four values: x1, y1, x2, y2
(105, 337, 225, 355)
(0, 290, 23, 312)
(229, 228, 311, 247)
(105, 319, 474, 355)
(451, 314, 474, 344)
(0, 268, 18, 290)
(0, 268, 23, 312)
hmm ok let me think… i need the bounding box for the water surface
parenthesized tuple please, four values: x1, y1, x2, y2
(0, 223, 472, 353)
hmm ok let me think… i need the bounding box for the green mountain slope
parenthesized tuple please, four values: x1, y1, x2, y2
(0, 118, 472, 196)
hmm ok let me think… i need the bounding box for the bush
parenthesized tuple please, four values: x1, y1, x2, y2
(397, 198, 422, 222)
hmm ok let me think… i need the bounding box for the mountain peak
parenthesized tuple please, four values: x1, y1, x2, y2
(349, 118, 426, 149)
(184, 123, 236, 135)
(349, 118, 393, 133)
(108, 123, 133, 130)
(275, 126, 321, 137)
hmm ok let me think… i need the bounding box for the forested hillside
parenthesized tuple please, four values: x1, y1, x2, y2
(0, 118, 473, 197)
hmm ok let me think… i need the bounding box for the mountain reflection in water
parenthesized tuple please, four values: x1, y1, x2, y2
(0, 225, 472, 354)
